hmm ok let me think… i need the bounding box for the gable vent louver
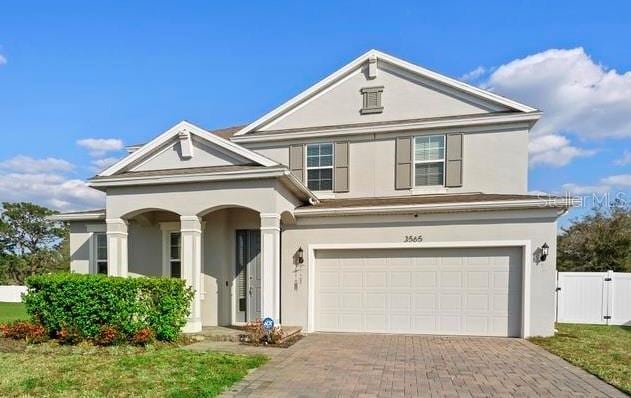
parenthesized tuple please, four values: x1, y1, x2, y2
(360, 86, 384, 114)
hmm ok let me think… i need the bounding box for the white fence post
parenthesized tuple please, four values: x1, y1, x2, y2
(604, 270, 614, 325)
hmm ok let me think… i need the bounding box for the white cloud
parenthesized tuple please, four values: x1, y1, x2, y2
(91, 157, 120, 172)
(0, 155, 103, 211)
(460, 66, 487, 82)
(485, 48, 631, 139)
(77, 138, 124, 157)
(0, 53, 6, 66)
(0, 155, 74, 173)
(601, 174, 631, 187)
(0, 172, 104, 211)
(464, 48, 631, 167)
(528, 134, 595, 167)
(615, 150, 631, 166)
(561, 173, 631, 195)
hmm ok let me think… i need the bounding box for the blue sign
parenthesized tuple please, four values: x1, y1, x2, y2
(262, 317, 274, 332)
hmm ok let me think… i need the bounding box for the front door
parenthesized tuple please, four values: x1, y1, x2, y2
(236, 230, 261, 322)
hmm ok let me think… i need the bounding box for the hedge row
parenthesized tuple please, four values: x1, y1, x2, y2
(23, 273, 193, 342)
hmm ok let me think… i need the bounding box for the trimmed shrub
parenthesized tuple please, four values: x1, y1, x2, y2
(131, 327, 154, 346)
(23, 273, 193, 342)
(0, 320, 49, 343)
(95, 325, 122, 346)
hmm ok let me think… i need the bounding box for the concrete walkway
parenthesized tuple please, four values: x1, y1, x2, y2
(188, 333, 626, 397)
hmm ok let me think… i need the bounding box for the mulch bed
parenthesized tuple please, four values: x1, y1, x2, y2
(240, 333, 303, 348)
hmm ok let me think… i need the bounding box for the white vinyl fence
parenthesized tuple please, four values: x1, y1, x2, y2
(0, 285, 28, 302)
(556, 271, 631, 326)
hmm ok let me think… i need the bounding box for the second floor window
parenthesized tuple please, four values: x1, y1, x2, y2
(95, 233, 108, 274)
(414, 135, 445, 186)
(306, 143, 333, 191)
(169, 232, 181, 278)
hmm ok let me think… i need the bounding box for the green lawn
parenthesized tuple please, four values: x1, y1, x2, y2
(530, 323, 631, 395)
(0, 302, 28, 323)
(0, 344, 267, 397)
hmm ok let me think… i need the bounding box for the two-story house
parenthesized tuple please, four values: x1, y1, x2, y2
(56, 50, 572, 337)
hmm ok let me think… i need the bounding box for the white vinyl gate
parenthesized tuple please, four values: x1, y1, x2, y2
(556, 271, 631, 326)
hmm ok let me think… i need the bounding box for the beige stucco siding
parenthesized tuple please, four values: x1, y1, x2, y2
(105, 179, 298, 220)
(281, 209, 558, 337)
(131, 136, 250, 172)
(201, 208, 260, 326)
(259, 63, 504, 131)
(127, 223, 162, 277)
(245, 128, 529, 197)
(68, 222, 93, 274)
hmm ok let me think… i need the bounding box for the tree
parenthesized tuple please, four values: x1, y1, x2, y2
(0, 202, 69, 284)
(557, 201, 631, 272)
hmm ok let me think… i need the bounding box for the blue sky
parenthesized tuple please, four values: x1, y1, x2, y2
(0, 0, 629, 225)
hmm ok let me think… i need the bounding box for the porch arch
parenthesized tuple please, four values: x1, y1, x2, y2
(120, 207, 182, 220)
(196, 204, 261, 218)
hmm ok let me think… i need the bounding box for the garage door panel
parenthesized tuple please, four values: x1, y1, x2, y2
(465, 294, 490, 311)
(342, 272, 363, 288)
(364, 314, 386, 331)
(467, 271, 490, 288)
(315, 247, 522, 337)
(341, 293, 362, 309)
(390, 293, 412, 310)
(414, 293, 437, 310)
(338, 313, 362, 331)
(319, 271, 340, 289)
(464, 316, 488, 334)
(439, 294, 462, 311)
(439, 316, 461, 333)
(390, 272, 412, 288)
(365, 272, 387, 288)
(413, 272, 437, 288)
(414, 316, 437, 332)
(440, 272, 463, 288)
(391, 314, 412, 331)
(493, 271, 510, 289)
(318, 313, 340, 330)
(365, 293, 387, 310)
(318, 293, 340, 310)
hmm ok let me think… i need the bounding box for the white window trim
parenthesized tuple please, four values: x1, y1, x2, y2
(413, 134, 446, 188)
(160, 222, 180, 278)
(305, 142, 335, 193)
(87, 224, 107, 275)
(160, 221, 206, 299)
(306, 240, 532, 338)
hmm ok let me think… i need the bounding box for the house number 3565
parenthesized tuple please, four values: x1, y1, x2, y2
(404, 234, 423, 243)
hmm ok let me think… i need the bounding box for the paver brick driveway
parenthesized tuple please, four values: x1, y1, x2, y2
(219, 333, 625, 397)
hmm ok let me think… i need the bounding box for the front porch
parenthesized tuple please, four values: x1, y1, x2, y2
(105, 205, 287, 333)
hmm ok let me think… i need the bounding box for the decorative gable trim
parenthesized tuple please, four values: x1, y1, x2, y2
(233, 49, 537, 137)
(99, 121, 278, 177)
(178, 130, 194, 159)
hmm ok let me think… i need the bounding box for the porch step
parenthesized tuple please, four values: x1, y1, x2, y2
(186, 325, 303, 343)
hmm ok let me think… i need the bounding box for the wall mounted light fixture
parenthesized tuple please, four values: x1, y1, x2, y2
(540, 243, 549, 262)
(297, 247, 304, 264)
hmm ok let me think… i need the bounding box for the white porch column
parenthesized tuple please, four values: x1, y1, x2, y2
(180, 215, 202, 333)
(260, 213, 281, 324)
(106, 218, 128, 277)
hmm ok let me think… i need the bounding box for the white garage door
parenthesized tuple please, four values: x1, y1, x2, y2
(315, 247, 522, 337)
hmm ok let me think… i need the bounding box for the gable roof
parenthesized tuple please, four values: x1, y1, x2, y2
(234, 49, 537, 136)
(100, 121, 277, 177)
